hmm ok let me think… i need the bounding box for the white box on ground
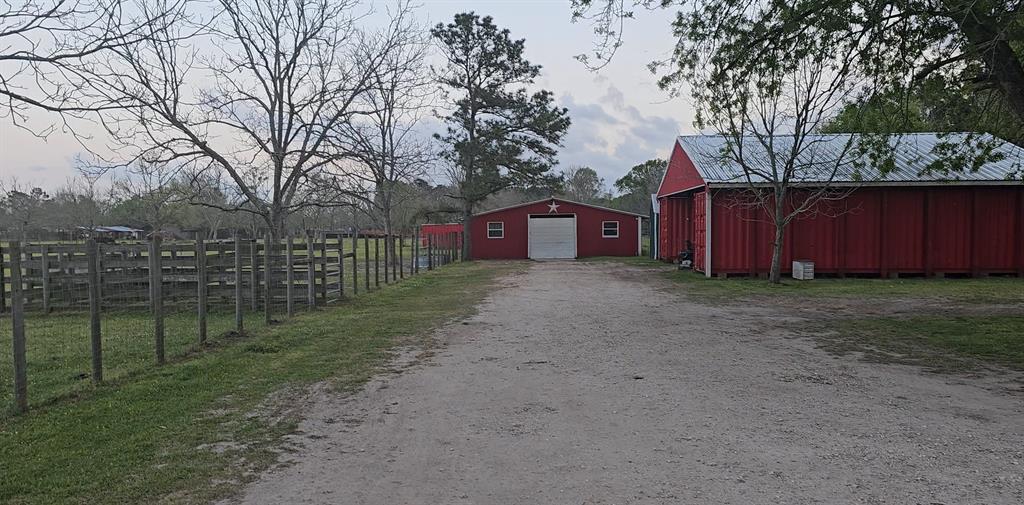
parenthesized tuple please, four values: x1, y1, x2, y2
(792, 260, 814, 280)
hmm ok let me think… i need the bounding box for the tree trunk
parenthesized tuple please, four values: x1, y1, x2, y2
(951, 3, 1024, 127)
(768, 198, 787, 284)
(461, 202, 473, 260)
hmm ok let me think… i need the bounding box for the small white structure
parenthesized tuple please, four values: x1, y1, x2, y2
(792, 260, 815, 280)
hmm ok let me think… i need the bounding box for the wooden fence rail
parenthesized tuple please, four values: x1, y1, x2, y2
(3, 230, 464, 414)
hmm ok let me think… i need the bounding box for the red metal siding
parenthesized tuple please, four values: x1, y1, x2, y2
(842, 192, 882, 272)
(974, 187, 1019, 271)
(693, 191, 707, 272)
(657, 143, 707, 197)
(469, 199, 641, 260)
(879, 189, 925, 272)
(420, 223, 464, 249)
(658, 196, 694, 261)
(663, 185, 1024, 276)
(928, 189, 971, 272)
(711, 196, 751, 272)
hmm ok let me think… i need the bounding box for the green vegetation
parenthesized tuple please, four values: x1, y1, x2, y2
(667, 269, 1024, 305)
(0, 261, 517, 504)
(663, 268, 1024, 371)
(823, 316, 1024, 372)
(0, 309, 267, 413)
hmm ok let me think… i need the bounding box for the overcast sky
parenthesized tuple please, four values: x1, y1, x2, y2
(0, 0, 696, 192)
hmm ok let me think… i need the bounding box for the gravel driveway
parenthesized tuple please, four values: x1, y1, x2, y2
(229, 261, 1024, 504)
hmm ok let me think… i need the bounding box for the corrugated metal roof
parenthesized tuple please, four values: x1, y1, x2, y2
(473, 197, 647, 218)
(677, 133, 1024, 185)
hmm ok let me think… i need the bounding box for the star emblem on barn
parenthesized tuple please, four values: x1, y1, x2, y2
(547, 200, 560, 213)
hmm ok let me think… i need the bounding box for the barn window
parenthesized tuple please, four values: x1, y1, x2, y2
(602, 221, 619, 238)
(487, 221, 504, 239)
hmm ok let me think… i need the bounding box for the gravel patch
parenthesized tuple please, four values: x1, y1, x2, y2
(226, 261, 1024, 505)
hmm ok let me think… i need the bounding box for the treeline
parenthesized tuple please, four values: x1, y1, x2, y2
(0, 176, 456, 242)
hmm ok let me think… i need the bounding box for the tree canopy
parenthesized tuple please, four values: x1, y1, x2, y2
(432, 12, 571, 255)
(573, 1, 1024, 143)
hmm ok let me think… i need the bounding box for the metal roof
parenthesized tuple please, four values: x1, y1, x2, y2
(677, 133, 1024, 185)
(473, 197, 647, 218)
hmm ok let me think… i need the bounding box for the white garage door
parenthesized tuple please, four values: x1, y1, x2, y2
(528, 215, 576, 259)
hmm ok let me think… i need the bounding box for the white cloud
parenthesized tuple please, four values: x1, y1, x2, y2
(557, 85, 679, 190)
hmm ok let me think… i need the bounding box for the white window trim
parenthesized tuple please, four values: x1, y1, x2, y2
(602, 220, 619, 238)
(487, 221, 504, 239)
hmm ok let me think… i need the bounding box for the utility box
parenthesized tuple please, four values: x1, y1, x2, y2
(792, 260, 815, 280)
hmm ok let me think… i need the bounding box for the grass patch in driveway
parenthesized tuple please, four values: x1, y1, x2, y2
(820, 316, 1024, 372)
(667, 270, 1024, 305)
(585, 256, 1023, 305)
(0, 261, 519, 505)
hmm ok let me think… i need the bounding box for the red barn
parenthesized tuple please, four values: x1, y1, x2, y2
(420, 223, 463, 249)
(654, 133, 1024, 277)
(469, 198, 644, 260)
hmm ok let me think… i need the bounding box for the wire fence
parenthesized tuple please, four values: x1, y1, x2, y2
(0, 229, 464, 414)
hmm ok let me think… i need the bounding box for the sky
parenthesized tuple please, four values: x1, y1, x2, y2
(0, 0, 696, 193)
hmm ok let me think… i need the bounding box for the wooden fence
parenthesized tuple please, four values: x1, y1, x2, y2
(3, 229, 464, 414)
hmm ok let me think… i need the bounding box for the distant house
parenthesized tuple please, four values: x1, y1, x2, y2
(653, 133, 1024, 278)
(78, 226, 145, 241)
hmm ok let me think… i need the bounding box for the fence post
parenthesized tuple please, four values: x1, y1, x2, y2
(363, 233, 370, 292)
(391, 236, 398, 282)
(413, 229, 419, 274)
(374, 236, 380, 287)
(263, 232, 272, 325)
(286, 235, 295, 317)
(337, 235, 345, 298)
(10, 241, 27, 413)
(217, 241, 227, 291)
(250, 239, 259, 311)
(0, 242, 6, 313)
(319, 232, 328, 303)
(382, 234, 389, 284)
(149, 237, 165, 365)
(234, 235, 243, 333)
(40, 245, 51, 313)
(398, 235, 404, 280)
(196, 238, 208, 344)
(351, 231, 358, 295)
(306, 232, 316, 308)
(87, 239, 102, 383)
(427, 235, 434, 271)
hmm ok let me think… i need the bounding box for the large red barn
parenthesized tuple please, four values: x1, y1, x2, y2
(654, 133, 1024, 277)
(469, 198, 644, 260)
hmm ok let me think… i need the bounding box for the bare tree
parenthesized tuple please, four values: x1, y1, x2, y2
(0, 0, 181, 132)
(0, 178, 50, 240)
(560, 165, 606, 203)
(89, 0, 410, 241)
(111, 158, 182, 232)
(333, 5, 432, 254)
(47, 173, 109, 234)
(701, 51, 863, 283)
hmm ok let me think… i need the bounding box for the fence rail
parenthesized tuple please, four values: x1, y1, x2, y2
(2, 229, 463, 414)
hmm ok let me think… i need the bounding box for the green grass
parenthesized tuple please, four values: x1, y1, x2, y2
(822, 316, 1024, 372)
(0, 309, 267, 413)
(666, 266, 1024, 305)
(0, 261, 517, 504)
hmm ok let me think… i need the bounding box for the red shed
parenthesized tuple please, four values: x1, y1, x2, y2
(654, 133, 1024, 277)
(469, 197, 644, 260)
(420, 223, 463, 249)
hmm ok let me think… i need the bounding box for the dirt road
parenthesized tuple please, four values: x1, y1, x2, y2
(228, 261, 1024, 504)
